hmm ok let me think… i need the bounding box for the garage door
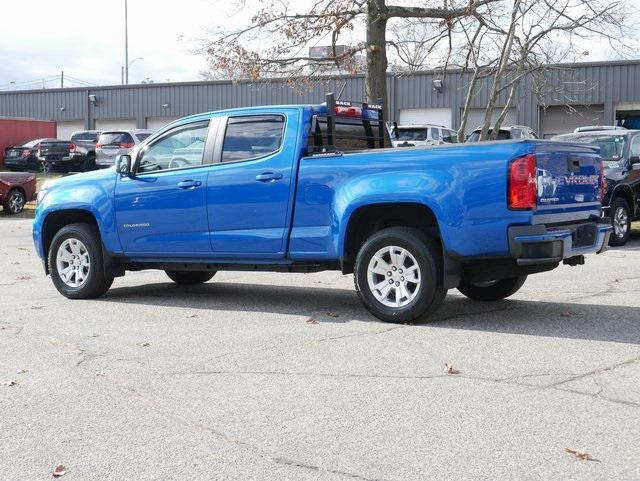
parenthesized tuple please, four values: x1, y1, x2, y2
(464, 108, 517, 131)
(399, 108, 452, 128)
(539, 105, 605, 138)
(56, 121, 85, 140)
(94, 119, 137, 132)
(146, 117, 179, 132)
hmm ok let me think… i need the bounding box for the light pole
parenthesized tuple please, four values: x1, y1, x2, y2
(124, 0, 129, 84)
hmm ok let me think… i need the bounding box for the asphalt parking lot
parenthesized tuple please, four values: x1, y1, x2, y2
(1, 218, 639, 481)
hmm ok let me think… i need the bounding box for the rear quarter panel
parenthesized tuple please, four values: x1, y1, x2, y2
(290, 141, 536, 260)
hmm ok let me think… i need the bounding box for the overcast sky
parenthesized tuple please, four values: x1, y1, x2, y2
(0, 0, 636, 91)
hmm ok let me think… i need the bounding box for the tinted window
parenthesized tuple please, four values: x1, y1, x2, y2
(308, 116, 384, 153)
(442, 130, 458, 143)
(138, 122, 209, 173)
(135, 133, 152, 142)
(71, 132, 99, 142)
(553, 133, 626, 162)
(429, 128, 440, 140)
(467, 129, 512, 142)
(629, 135, 640, 159)
(98, 132, 135, 146)
(396, 128, 428, 141)
(222, 115, 284, 162)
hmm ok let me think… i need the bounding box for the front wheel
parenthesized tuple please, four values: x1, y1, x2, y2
(166, 270, 216, 285)
(40, 161, 53, 174)
(48, 223, 114, 299)
(3, 189, 26, 215)
(609, 197, 631, 246)
(457, 275, 527, 301)
(354, 227, 446, 324)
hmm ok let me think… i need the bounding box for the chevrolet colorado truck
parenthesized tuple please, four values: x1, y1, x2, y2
(33, 96, 612, 323)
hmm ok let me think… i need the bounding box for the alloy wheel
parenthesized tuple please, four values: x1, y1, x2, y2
(613, 205, 629, 239)
(8, 191, 25, 214)
(367, 245, 422, 308)
(56, 238, 91, 288)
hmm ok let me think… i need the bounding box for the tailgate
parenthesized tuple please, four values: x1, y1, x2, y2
(39, 141, 71, 156)
(533, 142, 602, 222)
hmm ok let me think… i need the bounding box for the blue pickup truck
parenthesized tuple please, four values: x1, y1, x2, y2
(33, 96, 612, 323)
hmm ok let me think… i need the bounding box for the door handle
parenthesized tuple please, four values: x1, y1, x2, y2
(255, 172, 283, 182)
(177, 180, 202, 189)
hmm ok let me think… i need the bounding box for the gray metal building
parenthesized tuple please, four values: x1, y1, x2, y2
(1, 59, 639, 139)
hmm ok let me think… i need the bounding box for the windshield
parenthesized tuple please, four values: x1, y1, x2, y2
(466, 130, 511, 142)
(71, 132, 99, 142)
(396, 128, 429, 142)
(552, 134, 626, 161)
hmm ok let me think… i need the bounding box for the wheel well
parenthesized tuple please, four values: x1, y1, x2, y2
(343, 202, 441, 273)
(612, 188, 635, 215)
(42, 210, 98, 261)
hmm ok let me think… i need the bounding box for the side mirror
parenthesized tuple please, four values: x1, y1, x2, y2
(116, 154, 132, 175)
(630, 155, 640, 165)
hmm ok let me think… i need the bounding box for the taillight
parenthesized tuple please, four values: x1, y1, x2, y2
(509, 154, 537, 210)
(68, 143, 77, 152)
(119, 142, 135, 148)
(21, 149, 32, 159)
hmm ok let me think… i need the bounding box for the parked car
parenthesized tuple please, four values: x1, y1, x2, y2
(389, 124, 458, 147)
(466, 125, 538, 142)
(4, 138, 53, 172)
(1, 172, 36, 215)
(33, 95, 611, 323)
(552, 129, 640, 246)
(95, 130, 153, 168)
(69, 130, 101, 170)
(574, 125, 626, 133)
(37, 138, 98, 173)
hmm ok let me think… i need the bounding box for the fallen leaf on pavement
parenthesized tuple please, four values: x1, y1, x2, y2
(136, 341, 151, 347)
(443, 363, 460, 375)
(95, 371, 106, 377)
(52, 465, 68, 477)
(565, 447, 596, 461)
(31, 305, 43, 310)
(2, 380, 18, 387)
(305, 318, 319, 325)
(87, 334, 99, 338)
(326, 312, 340, 318)
(186, 314, 198, 318)
(16, 274, 31, 281)
(560, 312, 574, 317)
(16, 369, 28, 374)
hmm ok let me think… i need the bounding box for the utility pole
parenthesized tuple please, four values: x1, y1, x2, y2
(124, 0, 129, 84)
(61, 70, 64, 88)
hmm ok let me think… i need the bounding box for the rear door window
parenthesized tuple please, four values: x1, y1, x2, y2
(221, 115, 285, 163)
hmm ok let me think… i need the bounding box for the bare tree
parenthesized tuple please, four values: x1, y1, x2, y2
(200, 0, 498, 112)
(457, 0, 632, 140)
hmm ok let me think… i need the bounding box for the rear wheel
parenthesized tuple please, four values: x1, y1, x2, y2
(457, 275, 527, 301)
(40, 161, 52, 174)
(609, 197, 631, 246)
(166, 270, 215, 285)
(3, 189, 26, 215)
(48, 223, 114, 299)
(354, 227, 446, 324)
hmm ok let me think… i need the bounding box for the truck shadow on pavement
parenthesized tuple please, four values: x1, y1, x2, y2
(102, 280, 640, 345)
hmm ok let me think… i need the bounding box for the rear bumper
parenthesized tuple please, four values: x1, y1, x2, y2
(508, 221, 612, 265)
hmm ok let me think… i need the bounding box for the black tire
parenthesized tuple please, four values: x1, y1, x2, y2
(48, 223, 114, 299)
(609, 197, 631, 246)
(83, 155, 96, 172)
(3, 189, 26, 215)
(457, 275, 527, 301)
(354, 227, 446, 324)
(165, 270, 215, 285)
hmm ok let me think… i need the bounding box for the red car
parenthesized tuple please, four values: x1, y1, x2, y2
(0, 172, 36, 215)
